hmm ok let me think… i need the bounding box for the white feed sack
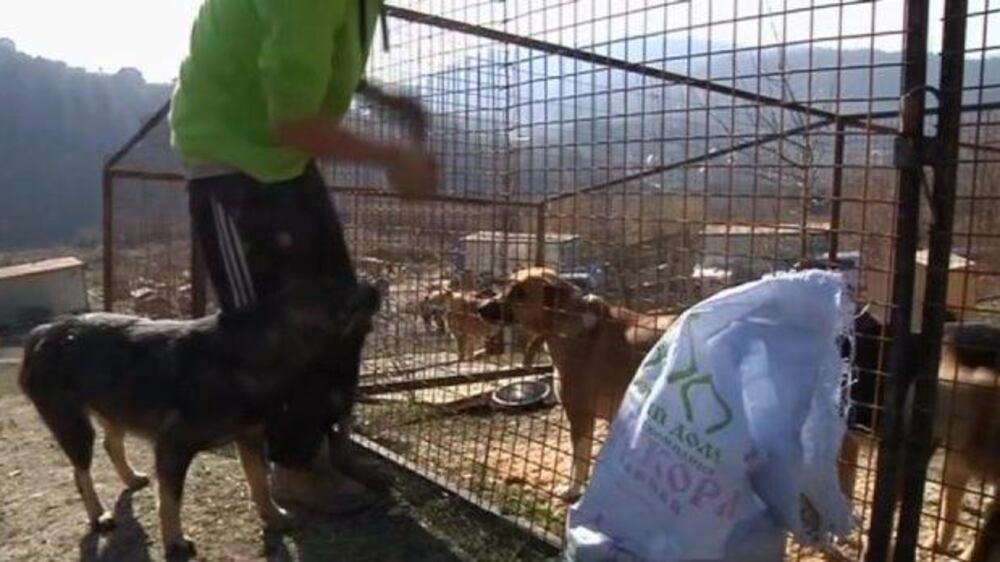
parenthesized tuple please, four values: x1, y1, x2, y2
(565, 270, 854, 562)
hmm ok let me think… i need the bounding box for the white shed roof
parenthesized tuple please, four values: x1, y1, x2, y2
(700, 221, 832, 236)
(915, 249, 974, 270)
(461, 231, 579, 244)
(0, 257, 84, 281)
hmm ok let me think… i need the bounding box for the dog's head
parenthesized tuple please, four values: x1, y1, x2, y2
(282, 278, 382, 341)
(422, 288, 452, 309)
(478, 267, 608, 338)
(418, 288, 451, 329)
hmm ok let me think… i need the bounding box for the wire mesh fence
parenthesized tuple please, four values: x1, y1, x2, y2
(105, 176, 194, 319)
(903, 2, 1000, 560)
(101, 0, 1000, 559)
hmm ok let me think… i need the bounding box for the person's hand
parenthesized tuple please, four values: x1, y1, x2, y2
(386, 147, 438, 198)
(275, 119, 437, 198)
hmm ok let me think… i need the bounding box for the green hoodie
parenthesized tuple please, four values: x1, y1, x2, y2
(170, 0, 381, 182)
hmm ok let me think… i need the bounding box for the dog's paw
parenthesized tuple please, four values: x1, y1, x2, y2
(126, 473, 151, 491)
(91, 511, 116, 533)
(932, 539, 963, 557)
(555, 483, 582, 503)
(165, 537, 197, 560)
(920, 535, 962, 557)
(834, 530, 864, 550)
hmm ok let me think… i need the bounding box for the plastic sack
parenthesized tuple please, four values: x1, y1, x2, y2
(564, 270, 854, 562)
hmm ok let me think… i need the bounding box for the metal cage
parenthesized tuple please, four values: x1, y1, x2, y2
(103, 1, 1000, 559)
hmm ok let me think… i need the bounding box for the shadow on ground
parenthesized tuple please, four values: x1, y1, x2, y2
(0, 394, 557, 562)
(79, 490, 153, 562)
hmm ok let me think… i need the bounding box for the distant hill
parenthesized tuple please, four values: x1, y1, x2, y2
(4, 32, 999, 249)
(0, 39, 170, 249)
(415, 42, 1000, 200)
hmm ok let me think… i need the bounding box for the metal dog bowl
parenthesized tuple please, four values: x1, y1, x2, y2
(491, 379, 552, 410)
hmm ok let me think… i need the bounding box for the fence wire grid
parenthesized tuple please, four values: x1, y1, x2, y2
(103, 1, 1000, 560)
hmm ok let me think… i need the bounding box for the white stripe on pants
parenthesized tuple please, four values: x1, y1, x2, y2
(210, 198, 256, 309)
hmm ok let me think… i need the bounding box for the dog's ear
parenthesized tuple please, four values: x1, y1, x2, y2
(507, 283, 526, 301)
(339, 281, 380, 336)
(349, 281, 383, 316)
(542, 282, 578, 311)
(580, 294, 611, 331)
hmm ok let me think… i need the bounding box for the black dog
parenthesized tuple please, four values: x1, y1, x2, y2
(19, 278, 380, 559)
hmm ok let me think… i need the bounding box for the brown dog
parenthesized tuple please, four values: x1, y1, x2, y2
(417, 288, 449, 334)
(479, 267, 677, 500)
(928, 322, 1000, 556)
(421, 287, 502, 361)
(840, 319, 1000, 556)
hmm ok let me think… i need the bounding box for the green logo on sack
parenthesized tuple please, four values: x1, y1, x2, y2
(637, 314, 736, 472)
(665, 352, 733, 435)
(644, 314, 733, 435)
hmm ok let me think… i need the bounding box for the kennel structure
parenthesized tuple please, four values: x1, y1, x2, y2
(105, 1, 1000, 559)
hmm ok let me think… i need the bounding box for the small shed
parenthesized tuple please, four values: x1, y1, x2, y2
(691, 265, 733, 296)
(457, 231, 581, 278)
(0, 257, 89, 328)
(795, 251, 862, 294)
(864, 250, 978, 330)
(698, 222, 831, 281)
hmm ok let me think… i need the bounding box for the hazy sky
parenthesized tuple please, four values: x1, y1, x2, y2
(0, 0, 202, 83)
(0, 0, 979, 84)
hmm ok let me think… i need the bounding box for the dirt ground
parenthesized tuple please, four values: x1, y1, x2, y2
(2, 339, 992, 562)
(362, 397, 993, 562)
(0, 392, 556, 562)
(0, 346, 21, 396)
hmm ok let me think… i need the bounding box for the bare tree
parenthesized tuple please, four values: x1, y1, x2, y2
(691, 42, 832, 269)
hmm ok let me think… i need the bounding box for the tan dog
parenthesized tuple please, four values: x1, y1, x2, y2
(839, 319, 1000, 557)
(421, 288, 501, 361)
(479, 267, 677, 501)
(418, 289, 449, 334)
(928, 322, 1000, 556)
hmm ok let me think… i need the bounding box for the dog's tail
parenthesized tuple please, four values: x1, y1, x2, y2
(17, 323, 50, 396)
(19, 322, 97, 470)
(18, 321, 85, 407)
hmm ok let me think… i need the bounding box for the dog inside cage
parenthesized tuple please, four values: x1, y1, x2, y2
(4, 1, 1000, 561)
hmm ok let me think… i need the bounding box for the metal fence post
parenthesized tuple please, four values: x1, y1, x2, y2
(893, 1, 969, 559)
(535, 203, 546, 268)
(190, 224, 207, 318)
(865, 1, 932, 560)
(828, 118, 846, 262)
(102, 168, 114, 313)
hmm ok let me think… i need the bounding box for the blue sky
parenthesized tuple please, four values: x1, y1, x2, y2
(0, 0, 982, 84)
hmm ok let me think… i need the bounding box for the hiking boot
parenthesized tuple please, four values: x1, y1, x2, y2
(270, 466, 378, 516)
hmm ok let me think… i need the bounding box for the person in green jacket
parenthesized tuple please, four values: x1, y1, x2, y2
(169, 0, 437, 526)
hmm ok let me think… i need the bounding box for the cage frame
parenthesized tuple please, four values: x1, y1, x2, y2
(101, 2, 1000, 559)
